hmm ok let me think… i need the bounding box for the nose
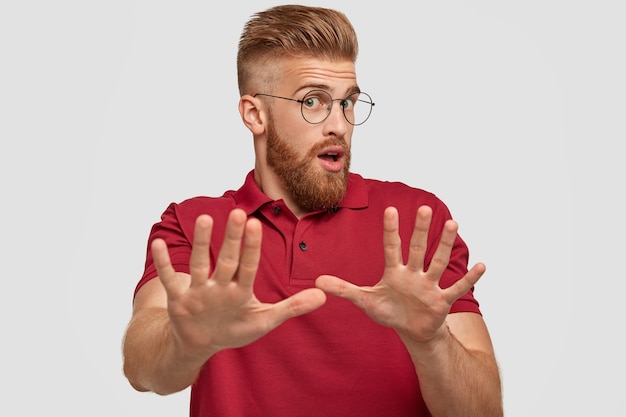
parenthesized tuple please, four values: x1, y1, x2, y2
(322, 100, 351, 137)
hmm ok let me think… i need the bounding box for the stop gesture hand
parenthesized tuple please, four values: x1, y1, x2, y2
(316, 205, 486, 344)
(152, 209, 326, 361)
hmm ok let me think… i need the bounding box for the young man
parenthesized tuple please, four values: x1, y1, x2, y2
(122, 5, 503, 417)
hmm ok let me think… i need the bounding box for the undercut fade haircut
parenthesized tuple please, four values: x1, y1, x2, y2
(237, 5, 359, 96)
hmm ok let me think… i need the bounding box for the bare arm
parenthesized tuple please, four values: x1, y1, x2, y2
(402, 313, 502, 417)
(316, 206, 502, 417)
(122, 209, 326, 395)
(122, 278, 207, 394)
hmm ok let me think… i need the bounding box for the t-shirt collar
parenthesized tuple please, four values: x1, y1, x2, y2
(232, 170, 369, 215)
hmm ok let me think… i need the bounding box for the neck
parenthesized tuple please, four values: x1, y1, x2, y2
(253, 164, 308, 219)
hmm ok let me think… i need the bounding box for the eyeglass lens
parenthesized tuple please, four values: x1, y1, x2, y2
(300, 90, 373, 126)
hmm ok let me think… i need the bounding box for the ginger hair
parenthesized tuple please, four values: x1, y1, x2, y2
(237, 5, 359, 95)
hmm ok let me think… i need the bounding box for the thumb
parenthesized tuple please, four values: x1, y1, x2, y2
(315, 275, 361, 300)
(269, 288, 327, 325)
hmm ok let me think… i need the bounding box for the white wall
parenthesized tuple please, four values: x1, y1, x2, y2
(1, 1, 624, 415)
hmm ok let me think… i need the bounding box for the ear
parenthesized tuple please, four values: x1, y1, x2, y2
(239, 95, 267, 135)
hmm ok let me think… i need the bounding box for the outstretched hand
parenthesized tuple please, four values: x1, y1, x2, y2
(316, 205, 485, 344)
(152, 209, 326, 360)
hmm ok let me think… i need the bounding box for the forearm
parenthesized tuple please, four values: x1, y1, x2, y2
(122, 307, 209, 395)
(401, 326, 502, 417)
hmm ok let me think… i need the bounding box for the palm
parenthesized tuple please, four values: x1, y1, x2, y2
(153, 210, 326, 359)
(316, 205, 485, 343)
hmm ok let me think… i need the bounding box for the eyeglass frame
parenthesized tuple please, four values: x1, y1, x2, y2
(253, 89, 375, 126)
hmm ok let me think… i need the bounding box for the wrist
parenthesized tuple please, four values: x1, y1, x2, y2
(399, 324, 453, 362)
(168, 326, 220, 369)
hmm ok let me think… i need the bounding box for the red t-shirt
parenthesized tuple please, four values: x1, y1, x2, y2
(136, 171, 480, 417)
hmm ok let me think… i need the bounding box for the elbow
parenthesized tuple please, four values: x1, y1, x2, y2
(123, 359, 150, 393)
(123, 357, 191, 396)
(123, 365, 178, 396)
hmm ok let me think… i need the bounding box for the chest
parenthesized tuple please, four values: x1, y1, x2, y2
(254, 204, 386, 298)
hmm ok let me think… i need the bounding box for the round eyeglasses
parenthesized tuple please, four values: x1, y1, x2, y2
(254, 90, 375, 126)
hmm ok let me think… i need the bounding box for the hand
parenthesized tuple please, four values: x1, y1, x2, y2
(315, 205, 485, 344)
(152, 209, 326, 360)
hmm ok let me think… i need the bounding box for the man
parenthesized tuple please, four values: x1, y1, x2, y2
(122, 5, 502, 417)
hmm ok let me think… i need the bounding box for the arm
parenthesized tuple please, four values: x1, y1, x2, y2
(122, 278, 203, 394)
(316, 206, 502, 417)
(402, 312, 502, 417)
(122, 209, 326, 395)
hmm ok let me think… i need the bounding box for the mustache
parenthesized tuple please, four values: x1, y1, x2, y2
(306, 137, 349, 158)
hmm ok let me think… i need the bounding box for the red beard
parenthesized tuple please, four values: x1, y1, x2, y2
(266, 122, 351, 212)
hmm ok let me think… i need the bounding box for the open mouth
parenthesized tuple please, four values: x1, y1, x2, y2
(317, 146, 345, 162)
(318, 152, 340, 162)
(315, 144, 346, 173)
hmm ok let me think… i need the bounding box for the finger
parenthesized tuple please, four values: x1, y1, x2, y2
(444, 262, 486, 304)
(212, 208, 247, 284)
(269, 288, 326, 325)
(315, 275, 365, 306)
(189, 214, 214, 287)
(426, 219, 458, 281)
(236, 217, 262, 288)
(382, 206, 403, 266)
(152, 238, 181, 298)
(406, 205, 432, 272)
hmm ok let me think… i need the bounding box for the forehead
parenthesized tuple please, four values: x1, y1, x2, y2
(277, 57, 358, 94)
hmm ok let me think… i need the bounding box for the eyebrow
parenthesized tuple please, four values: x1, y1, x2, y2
(294, 83, 361, 97)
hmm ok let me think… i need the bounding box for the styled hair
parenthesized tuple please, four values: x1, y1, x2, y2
(237, 5, 359, 95)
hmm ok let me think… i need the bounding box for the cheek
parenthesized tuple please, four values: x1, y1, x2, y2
(271, 116, 316, 148)
(283, 131, 320, 157)
(345, 126, 355, 144)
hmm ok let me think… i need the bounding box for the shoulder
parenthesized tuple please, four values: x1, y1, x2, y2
(163, 191, 238, 226)
(355, 174, 445, 210)
(176, 191, 237, 214)
(146, 191, 238, 251)
(163, 170, 261, 222)
(347, 174, 454, 231)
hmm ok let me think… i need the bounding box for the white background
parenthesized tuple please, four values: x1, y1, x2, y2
(1, 1, 624, 415)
